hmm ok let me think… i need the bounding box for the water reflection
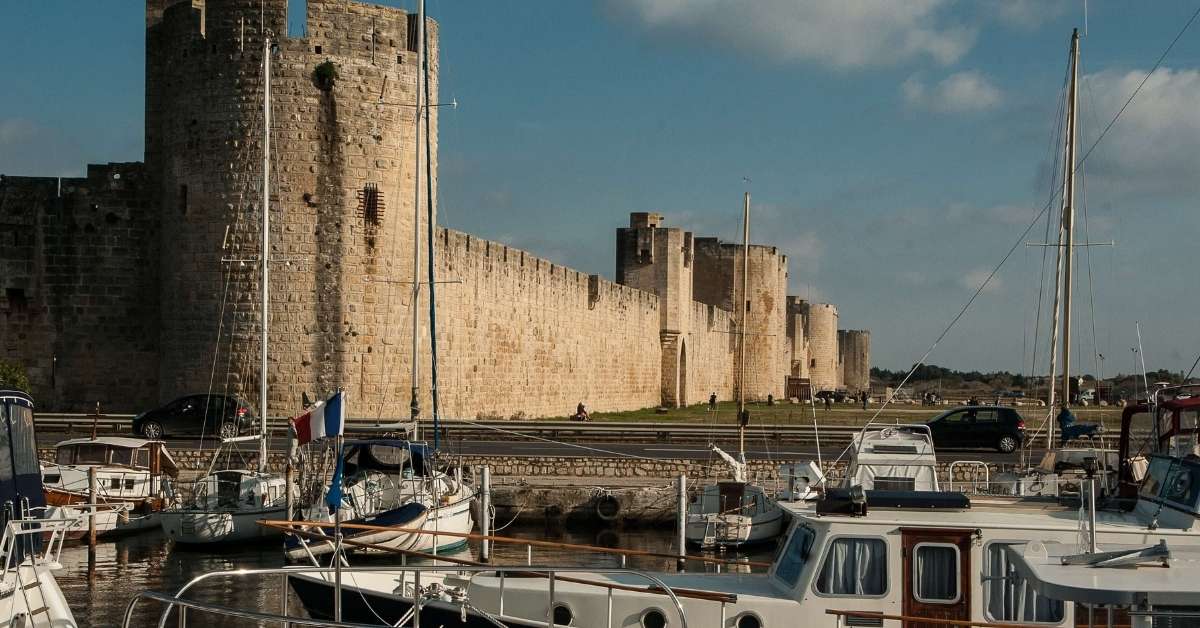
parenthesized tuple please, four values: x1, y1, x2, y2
(56, 525, 775, 626)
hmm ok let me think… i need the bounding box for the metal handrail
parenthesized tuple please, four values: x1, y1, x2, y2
(133, 565, 692, 628)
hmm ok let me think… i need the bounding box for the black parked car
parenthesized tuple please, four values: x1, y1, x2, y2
(132, 394, 256, 440)
(925, 406, 1025, 453)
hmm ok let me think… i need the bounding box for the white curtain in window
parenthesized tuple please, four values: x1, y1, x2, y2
(988, 545, 1064, 622)
(818, 538, 886, 595)
(915, 545, 957, 601)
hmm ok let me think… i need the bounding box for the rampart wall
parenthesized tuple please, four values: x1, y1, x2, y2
(684, 301, 737, 404)
(0, 165, 160, 410)
(433, 228, 662, 418)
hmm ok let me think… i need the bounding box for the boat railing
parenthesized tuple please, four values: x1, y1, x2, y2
(828, 607, 1196, 628)
(261, 519, 771, 571)
(0, 507, 88, 573)
(947, 460, 990, 493)
(128, 565, 699, 628)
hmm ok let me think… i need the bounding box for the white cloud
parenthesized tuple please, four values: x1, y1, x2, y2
(988, 0, 1070, 30)
(903, 71, 1003, 113)
(1082, 67, 1200, 199)
(0, 119, 37, 146)
(603, 0, 975, 69)
(961, 267, 1002, 294)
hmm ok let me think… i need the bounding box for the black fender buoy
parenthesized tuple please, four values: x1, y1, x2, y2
(594, 494, 620, 522)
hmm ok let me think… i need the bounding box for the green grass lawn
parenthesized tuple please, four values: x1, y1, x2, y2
(568, 401, 1124, 428)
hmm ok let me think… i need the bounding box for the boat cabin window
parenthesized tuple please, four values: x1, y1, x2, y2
(134, 447, 150, 468)
(55, 447, 73, 465)
(913, 543, 960, 603)
(984, 543, 1064, 623)
(874, 476, 916, 491)
(774, 524, 815, 587)
(1140, 456, 1200, 509)
(76, 444, 110, 464)
(815, 537, 887, 596)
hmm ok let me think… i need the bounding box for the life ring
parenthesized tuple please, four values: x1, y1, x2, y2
(594, 495, 620, 522)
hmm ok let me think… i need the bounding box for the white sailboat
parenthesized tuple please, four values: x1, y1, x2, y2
(160, 35, 290, 544)
(685, 191, 786, 548)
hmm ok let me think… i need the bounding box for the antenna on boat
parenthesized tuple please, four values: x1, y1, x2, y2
(260, 32, 272, 475)
(409, 0, 427, 432)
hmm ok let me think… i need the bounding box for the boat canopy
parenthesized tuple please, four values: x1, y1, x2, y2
(342, 439, 433, 477)
(848, 425, 939, 491)
(1005, 541, 1200, 606)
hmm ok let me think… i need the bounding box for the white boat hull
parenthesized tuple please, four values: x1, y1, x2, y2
(685, 508, 785, 548)
(161, 505, 287, 544)
(407, 492, 475, 554)
(0, 563, 77, 627)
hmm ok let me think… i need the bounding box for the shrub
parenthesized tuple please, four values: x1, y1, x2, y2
(0, 360, 30, 393)
(312, 60, 338, 92)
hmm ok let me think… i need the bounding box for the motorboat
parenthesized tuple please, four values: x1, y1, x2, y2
(0, 389, 81, 627)
(41, 436, 178, 537)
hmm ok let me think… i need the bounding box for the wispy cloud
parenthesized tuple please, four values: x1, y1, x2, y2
(961, 267, 1003, 294)
(902, 71, 1004, 113)
(603, 0, 975, 70)
(1082, 67, 1200, 201)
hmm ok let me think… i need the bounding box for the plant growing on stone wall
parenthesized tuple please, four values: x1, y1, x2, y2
(312, 60, 339, 92)
(0, 360, 30, 393)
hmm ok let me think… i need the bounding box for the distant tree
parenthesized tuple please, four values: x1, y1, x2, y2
(0, 360, 30, 393)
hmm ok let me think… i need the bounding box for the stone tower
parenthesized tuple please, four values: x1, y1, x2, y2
(616, 213, 695, 407)
(803, 302, 839, 391)
(838, 330, 871, 393)
(146, 0, 438, 417)
(692, 238, 789, 401)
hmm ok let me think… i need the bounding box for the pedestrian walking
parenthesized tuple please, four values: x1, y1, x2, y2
(708, 392, 717, 411)
(824, 395, 831, 411)
(860, 390, 868, 410)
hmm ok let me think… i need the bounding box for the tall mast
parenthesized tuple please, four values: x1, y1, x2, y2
(738, 191, 750, 460)
(1060, 29, 1080, 411)
(409, 0, 426, 426)
(259, 35, 271, 473)
(421, 0, 441, 450)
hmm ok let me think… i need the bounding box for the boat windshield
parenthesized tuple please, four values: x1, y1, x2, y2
(773, 523, 815, 588)
(1140, 456, 1200, 510)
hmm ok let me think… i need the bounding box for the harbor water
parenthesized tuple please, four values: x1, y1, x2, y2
(58, 525, 777, 626)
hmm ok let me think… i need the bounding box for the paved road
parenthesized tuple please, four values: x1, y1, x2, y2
(38, 432, 1020, 465)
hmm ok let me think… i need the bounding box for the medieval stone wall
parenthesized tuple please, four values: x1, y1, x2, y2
(684, 301, 737, 405)
(432, 228, 662, 418)
(0, 165, 160, 410)
(0, 0, 868, 418)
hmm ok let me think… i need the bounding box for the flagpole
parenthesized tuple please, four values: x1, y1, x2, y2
(333, 427, 342, 622)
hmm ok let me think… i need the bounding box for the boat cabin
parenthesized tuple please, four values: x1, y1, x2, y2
(42, 437, 177, 501)
(1119, 386, 1200, 497)
(194, 470, 289, 510)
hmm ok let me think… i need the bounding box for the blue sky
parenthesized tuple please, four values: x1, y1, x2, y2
(3, 1, 1200, 378)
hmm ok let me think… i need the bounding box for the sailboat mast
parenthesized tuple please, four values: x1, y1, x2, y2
(259, 35, 271, 473)
(1060, 28, 1080, 410)
(738, 191, 750, 459)
(409, 0, 426, 426)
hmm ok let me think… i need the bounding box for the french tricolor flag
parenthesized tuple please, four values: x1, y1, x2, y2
(291, 391, 345, 445)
